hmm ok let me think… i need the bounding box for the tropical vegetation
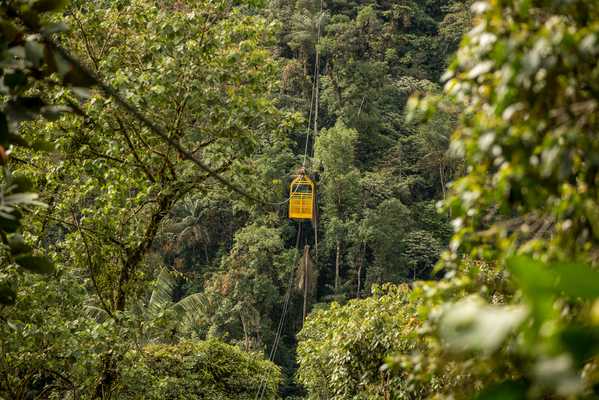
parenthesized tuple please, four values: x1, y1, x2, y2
(1, 0, 598, 399)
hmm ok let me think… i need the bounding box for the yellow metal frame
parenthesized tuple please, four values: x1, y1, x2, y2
(288, 175, 315, 221)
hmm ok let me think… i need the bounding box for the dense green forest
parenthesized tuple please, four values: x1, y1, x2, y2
(1, 0, 599, 398)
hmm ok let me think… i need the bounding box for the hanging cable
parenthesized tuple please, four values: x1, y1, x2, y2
(255, 223, 303, 400)
(302, 61, 318, 167)
(257, 1, 325, 395)
(311, 0, 324, 161)
(310, 0, 324, 291)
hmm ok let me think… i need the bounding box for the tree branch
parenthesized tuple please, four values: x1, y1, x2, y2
(71, 210, 116, 319)
(71, 12, 99, 71)
(115, 117, 156, 183)
(42, 38, 265, 204)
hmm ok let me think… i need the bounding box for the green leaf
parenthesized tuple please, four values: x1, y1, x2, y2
(439, 296, 527, 354)
(51, 51, 72, 76)
(508, 256, 599, 300)
(560, 326, 599, 367)
(507, 256, 560, 324)
(41, 22, 69, 34)
(25, 40, 45, 67)
(474, 380, 528, 400)
(31, 0, 69, 12)
(0, 279, 16, 305)
(8, 235, 32, 256)
(4, 193, 42, 206)
(507, 256, 554, 296)
(15, 255, 55, 274)
(10, 174, 34, 193)
(0, 210, 23, 233)
(552, 262, 599, 299)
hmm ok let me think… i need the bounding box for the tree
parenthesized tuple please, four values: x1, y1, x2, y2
(297, 284, 420, 400)
(363, 198, 413, 285)
(4, 0, 291, 397)
(426, 0, 599, 396)
(391, 0, 599, 398)
(200, 223, 295, 351)
(314, 120, 360, 294)
(440, 0, 599, 263)
(0, 0, 99, 308)
(119, 340, 281, 400)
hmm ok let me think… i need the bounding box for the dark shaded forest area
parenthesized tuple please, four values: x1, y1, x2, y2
(1, 0, 599, 399)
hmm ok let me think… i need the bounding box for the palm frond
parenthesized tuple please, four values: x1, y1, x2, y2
(174, 293, 209, 331)
(84, 305, 111, 323)
(174, 292, 208, 315)
(147, 268, 176, 318)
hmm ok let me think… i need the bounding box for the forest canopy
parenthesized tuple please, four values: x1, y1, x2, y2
(1, 0, 599, 399)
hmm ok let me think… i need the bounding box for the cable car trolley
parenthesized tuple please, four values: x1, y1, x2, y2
(288, 171, 315, 221)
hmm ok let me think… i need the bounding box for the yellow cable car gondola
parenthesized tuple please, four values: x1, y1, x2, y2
(288, 172, 315, 221)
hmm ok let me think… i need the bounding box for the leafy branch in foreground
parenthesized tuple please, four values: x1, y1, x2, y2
(0, 0, 98, 305)
(434, 256, 599, 399)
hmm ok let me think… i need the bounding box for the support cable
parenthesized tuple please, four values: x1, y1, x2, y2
(302, 61, 318, 167)
(255, 223, 303, 400)
(259, 8, 325, 391)
(311, 0, 322, 160)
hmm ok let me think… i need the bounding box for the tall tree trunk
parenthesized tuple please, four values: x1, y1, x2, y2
(93, 355, 118, 400)
(93, 189, 179, 399)
(335, 240, 341, 293)
(302, 245, 309, 323)
(356, 242, 365, 298)
(114, 190, 178, 311)
(241, 314, 249, 351)
(440, 163, 446, 199)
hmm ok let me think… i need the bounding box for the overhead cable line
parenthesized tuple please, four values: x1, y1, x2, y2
(302, 59, 317, 167)
(257, 1, 324, 397)
(311, 0, 323, 161)
(255, 223, 303, 400)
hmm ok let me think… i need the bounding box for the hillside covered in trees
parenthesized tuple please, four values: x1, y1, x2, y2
(1, 0, 599, 399)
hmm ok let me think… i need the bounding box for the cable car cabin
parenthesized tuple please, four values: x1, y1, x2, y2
(288, 175, 315, 221)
